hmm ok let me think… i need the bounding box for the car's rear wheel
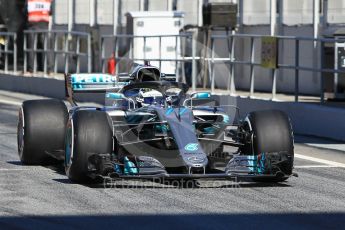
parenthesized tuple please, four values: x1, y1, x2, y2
(65, 110, 113, 183)
(244, 110, 294, 182)
(17, 99, 68, 165)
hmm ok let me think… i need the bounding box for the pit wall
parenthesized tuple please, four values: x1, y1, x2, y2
(217, 95, 345, 142)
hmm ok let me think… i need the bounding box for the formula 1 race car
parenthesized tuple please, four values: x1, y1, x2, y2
(17, 64, 295, 184)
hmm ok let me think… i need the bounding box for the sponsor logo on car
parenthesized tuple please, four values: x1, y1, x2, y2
(71, 74, 115, 83)
(187, 156, 205, 163)
(184, 143, 198, 151)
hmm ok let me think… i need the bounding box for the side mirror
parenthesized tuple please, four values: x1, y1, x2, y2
(117, 73, 133, 82)
(191, 92, 211, 99)
(106, 93, 125, 100)
(106, 93, 125, 107)
(105, 93, 135, 110)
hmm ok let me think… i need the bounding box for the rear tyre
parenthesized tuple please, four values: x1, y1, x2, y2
(65, 110, 113, 183)
(17, 99, 68, 165)
(245, 110, 294, 182)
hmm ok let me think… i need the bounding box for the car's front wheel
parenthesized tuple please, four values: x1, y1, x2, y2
(243, 110, 294, 182)
(65, 110, 113, 183)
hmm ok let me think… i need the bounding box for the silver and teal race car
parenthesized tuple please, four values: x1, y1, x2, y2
(17, 65, 295, 184)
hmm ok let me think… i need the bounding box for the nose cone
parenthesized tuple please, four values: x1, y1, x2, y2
(184, 153, 209, 168)
(162, 108, 209, 169)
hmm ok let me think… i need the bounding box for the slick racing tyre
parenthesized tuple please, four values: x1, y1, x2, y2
(245, 110, 294, 182)
(65, 110, 113, 183)
(17, 99, 68, 165)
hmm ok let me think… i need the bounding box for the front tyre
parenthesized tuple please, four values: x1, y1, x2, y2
(244, 110, 294, 182)
(65, 110, 113, 183)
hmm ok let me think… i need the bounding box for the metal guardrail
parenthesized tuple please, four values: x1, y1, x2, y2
(5, 30, 345, 104)
(209, 33, 345, 103)
(100, 33, 198, 90)
(24, 30, 91, 75)
(0, 32, 17, 73)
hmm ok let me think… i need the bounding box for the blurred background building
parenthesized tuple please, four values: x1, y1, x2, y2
(1, 0, 345, 96)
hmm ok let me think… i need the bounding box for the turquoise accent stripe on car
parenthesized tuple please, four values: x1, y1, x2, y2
(192, 92, 211, 99)
(179, 107, 187, 115)
(222, 115, 230, 123)
(165, 108, 174, 115)
(106, 93, 124, 100)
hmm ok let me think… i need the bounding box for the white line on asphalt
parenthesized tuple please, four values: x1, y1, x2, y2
(0, 167, 52, 171)
(0, 168, 27, 171)
(295, 165, 340, 168)
(295, 153, 345, 168)
(0, 99, 22, 106)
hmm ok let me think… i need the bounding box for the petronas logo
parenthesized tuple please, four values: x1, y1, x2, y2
(184, 143, 198, 151)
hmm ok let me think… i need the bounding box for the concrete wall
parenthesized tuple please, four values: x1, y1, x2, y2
(327, 0, 345, 24)
(147, 0, 170, 11)
(242, 0, 270, 25)
(217, 94, 345, 141)
(97, 0, 114, 25)
(282, 0, 314, 25)
(54, 0, 68, 24)
(0, 75, 65, 99)
(74, 0, 91, 24)
(176, 0, 200, 26)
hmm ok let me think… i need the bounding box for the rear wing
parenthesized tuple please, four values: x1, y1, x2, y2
(64, 70, 176, 105)
(64, 73, 129, 104)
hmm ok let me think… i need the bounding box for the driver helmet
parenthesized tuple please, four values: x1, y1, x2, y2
(136, 89, 164, 107)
